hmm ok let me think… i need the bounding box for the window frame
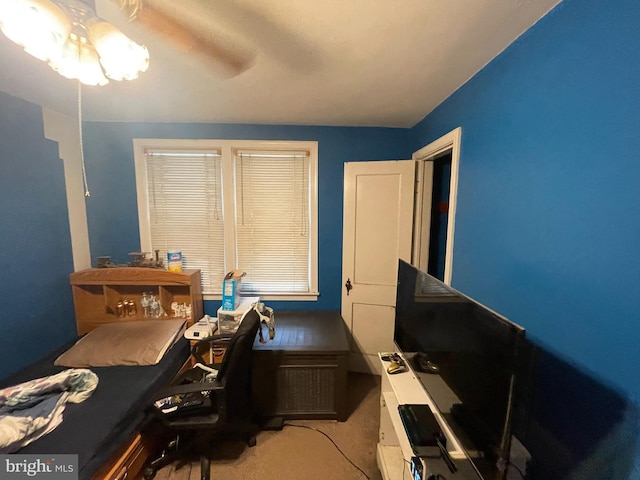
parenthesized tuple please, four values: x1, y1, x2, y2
(133, 138, 319, 301)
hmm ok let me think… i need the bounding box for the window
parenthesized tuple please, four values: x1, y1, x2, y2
(134, 139, 318, 300)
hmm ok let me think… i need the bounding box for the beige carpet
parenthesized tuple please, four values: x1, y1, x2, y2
(153, 372, 383, 480)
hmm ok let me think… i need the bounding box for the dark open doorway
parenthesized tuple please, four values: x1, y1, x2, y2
(427, 151, 452, 281)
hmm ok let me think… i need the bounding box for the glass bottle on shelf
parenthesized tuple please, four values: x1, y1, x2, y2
(141, 292, 151, 317)
(150, 295, 161, 318)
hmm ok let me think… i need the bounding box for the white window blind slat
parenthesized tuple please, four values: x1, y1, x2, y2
(144, 150, 225, 293)
(235, 152, 311, 293)
(136, 140, 317, 298)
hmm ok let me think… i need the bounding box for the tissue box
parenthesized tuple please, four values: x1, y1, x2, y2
(221, 270, 245, 311)
(218, 296, 259, 334)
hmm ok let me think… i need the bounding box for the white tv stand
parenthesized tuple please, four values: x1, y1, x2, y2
(377, 353, 473, 480)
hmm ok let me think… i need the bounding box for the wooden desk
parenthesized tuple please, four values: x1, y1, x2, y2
(189, 331, 227, 365)
(252, 311, 350, 421)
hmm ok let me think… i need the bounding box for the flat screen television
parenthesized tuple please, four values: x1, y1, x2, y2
(510, 338, 638, 480)
(394, 260, 525, 479)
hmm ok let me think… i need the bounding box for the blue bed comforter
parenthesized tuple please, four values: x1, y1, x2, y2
(0, 369, 98, 453)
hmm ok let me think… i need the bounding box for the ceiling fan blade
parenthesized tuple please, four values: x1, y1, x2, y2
(127, 1, 253, 77)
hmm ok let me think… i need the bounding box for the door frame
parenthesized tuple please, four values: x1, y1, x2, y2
(412, 127, 462, 285)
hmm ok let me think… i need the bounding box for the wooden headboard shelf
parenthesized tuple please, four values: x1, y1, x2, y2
(70, 268, 203, 335)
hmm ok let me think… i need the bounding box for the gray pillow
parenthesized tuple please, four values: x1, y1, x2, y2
(54, 319, 186, 367)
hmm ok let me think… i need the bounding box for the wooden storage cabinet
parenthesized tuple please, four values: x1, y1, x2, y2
(70, 268, 203, 334)
(252, 311, 350, 421)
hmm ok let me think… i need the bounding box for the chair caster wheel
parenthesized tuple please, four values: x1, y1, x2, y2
(143, 467, 156, 480)
(200, 456, 210, 480)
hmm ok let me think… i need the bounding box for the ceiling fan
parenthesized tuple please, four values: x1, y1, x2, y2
(110, 0, 254, 77)
(0, 0, 253, 85)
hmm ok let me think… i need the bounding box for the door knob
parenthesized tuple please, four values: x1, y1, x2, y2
(345, 278, 352, 296)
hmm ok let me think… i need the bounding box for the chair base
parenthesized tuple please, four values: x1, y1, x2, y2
(143, 426, 258, 480)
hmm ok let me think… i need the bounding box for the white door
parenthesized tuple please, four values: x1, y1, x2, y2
(341, 160, 416, 373)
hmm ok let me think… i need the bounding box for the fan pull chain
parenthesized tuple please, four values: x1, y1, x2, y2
(78, 81, 90, 197)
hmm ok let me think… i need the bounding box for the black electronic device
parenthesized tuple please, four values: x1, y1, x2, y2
(509, 337, 638, 480)
(394, 260, 525, 479)
(381, 352, 403, 363)
(410, 456, 424, 480)
(398, 404, 441, 458)
(399, 404, 458, 474)
(412, 352, 440, 374)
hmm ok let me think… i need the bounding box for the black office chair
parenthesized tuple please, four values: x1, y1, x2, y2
(143, 310, 261, 480)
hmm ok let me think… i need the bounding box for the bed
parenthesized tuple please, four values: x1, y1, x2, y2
(0, 320, 191, 480)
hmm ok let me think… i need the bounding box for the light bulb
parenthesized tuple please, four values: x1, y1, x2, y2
(50, 34, 108, 86)
(89, 20, 149, 81)
(0, 0, 70, 61)
(0, 0, 149, 86)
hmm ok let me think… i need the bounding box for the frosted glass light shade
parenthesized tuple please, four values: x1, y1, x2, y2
(89, 20, 149, 81)
(0, 0, 150, 86)
(51, 35, 108, 86)
(0, 0, 71, 61)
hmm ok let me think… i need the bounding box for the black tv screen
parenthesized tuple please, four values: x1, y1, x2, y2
(394, 260, 525, 479)
(510, 338, 638, 480)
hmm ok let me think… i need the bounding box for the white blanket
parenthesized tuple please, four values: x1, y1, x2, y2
(0, 369, 98, 453)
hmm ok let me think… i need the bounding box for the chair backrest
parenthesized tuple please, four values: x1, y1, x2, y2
(216, 310, 260, 379)
(215, 310, 260, 418)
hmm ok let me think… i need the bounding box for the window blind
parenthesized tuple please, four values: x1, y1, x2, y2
(235, 151, 311, 293)
(144, 149, 225, 293)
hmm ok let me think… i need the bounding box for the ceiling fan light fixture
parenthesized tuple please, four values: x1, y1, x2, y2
(88, 20, 149, 81)
(0, 0, 71, 62)
(51, 33, 108, 86)
(0, 0, 149, 86)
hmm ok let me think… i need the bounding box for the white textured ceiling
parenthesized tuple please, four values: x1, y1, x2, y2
(0, 0, 562, 127)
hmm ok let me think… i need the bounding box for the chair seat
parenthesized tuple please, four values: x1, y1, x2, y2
(165, 413, 220, 429)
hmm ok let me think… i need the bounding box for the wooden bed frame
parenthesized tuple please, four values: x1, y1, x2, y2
(67, 268, 202, 480)
(92, 363, 190, 480)
(94, 423, 166, 480)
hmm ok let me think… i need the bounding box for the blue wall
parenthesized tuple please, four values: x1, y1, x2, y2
(411, 0, 640, 421)
(3, 1, 639, 472)
(0, 92, 77, 379)
(82, 122, 412, 312)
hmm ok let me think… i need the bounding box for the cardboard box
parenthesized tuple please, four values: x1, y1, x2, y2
(221, 270, 245, 311)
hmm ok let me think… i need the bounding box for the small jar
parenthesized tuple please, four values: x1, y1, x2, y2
(126, 300, 136, 316)
(141, 293, 150, 317)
